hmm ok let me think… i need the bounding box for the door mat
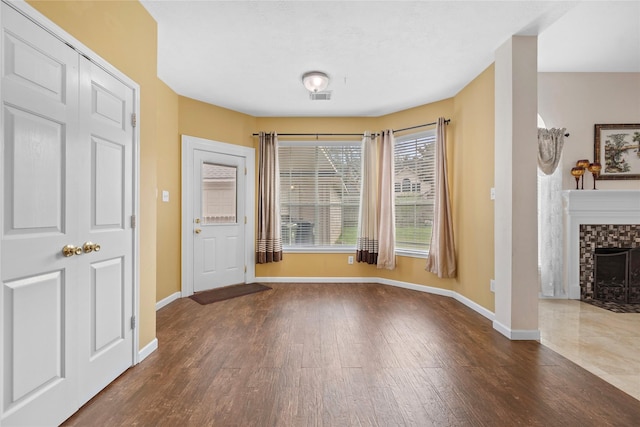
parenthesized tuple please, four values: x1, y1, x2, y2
(583, 299, 640, 314)
(189, 283, 271, 305)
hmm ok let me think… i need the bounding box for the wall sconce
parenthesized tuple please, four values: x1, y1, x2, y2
(302, 71, 329, 93)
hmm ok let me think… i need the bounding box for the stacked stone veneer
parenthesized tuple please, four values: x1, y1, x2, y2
(579, 224, 640, 300)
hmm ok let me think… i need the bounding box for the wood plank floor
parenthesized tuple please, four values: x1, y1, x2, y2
(63, 283, 640, 426)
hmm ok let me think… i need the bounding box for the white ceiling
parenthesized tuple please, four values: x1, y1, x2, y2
(140, 1, 640, 117)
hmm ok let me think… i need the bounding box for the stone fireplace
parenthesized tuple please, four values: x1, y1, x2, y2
(563, 190, 640, 300)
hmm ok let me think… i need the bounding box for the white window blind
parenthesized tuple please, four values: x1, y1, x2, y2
(394, 130, 436, 253)
(279, 142, 361, 248)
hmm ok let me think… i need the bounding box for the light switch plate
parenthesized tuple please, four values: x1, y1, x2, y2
(162, 190, 169, 202)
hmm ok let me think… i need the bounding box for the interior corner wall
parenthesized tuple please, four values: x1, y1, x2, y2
(538, 72, 640, 190)
(178, 96, 257, 149)
(27, 0, 159, 350)
(451, 64, 496, 312)
(156, 79, 180, 302)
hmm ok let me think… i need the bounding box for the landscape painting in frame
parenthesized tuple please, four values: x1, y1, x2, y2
(594, 123, 640, 180)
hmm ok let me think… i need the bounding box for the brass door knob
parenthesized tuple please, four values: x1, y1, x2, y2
(62, 245, 82, 257)
(195, 228, 202, 234)
(83, 242, 101, 253)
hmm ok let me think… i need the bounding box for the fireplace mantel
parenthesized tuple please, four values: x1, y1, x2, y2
(563, 190, 640, 299)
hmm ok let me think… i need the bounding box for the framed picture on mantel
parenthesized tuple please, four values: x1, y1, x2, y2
(594, 123, 640, 180)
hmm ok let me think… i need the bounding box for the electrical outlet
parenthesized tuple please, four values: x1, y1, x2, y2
(348, 256, 354, 264)
(490, 279, 495, 292)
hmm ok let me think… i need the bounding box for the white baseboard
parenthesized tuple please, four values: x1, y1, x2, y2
(376, 277, 455, 298)
(138, 338, 158, 363)
(454, 292, 495, 321)
(256, 276, 495, 323)
(492, 320, 540, 340)
(156, 291, 181, 311)
(258, 276, 372, 284)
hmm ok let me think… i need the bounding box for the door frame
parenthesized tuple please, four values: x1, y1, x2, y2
(0, 0, 141, 365)
(181, 135, 255, 296)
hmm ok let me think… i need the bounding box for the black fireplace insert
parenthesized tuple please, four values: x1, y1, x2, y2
(594, 247, 640, 303)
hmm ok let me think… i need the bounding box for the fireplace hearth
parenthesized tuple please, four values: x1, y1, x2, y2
(594, 247, 640, 303)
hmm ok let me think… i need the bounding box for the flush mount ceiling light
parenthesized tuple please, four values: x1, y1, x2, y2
(302, 71, 329, 93)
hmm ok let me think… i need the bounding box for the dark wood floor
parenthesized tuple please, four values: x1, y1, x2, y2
(64, 283, 640, 426)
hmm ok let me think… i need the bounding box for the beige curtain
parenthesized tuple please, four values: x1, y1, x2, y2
(425, 118, 456, 278)
(356, 132, 378, 264)
(377, 130, 396, 270)
(256, 132, 283, 263)
(538, 128, 566, 174)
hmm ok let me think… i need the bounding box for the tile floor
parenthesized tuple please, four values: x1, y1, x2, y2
(539, 299, 640, 401)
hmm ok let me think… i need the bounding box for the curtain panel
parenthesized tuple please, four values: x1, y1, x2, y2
(376, 130, 396, 270)
(356, 132, 379, 264)
(256, 132, 283, 263)
(425, 117, 456, 278)
(538, 128, 566, 174)
(537, 127, 566, 296)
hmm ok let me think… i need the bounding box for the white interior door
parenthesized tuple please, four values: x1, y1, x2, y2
(193, 149, 245, 292)
(1, 3, 135, 425)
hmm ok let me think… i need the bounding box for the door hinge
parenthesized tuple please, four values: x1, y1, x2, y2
(131, 214, 136, 228)
(244, 216, 247, 224)
(131, 316, 136, 330)
(244, 265, 247, 273)
(244, 167, 247, 175)
(131, 113, 137, 128)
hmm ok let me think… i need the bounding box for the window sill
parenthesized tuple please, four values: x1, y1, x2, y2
(283, 246, 429, 259)
(396, 249, 428, 259)
(283, 247, 355, 254)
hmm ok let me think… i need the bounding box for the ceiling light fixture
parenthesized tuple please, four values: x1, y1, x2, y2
(302, 71, 330, 93)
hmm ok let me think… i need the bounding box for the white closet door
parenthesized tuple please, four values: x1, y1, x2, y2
(1, 4, 81, 425)
(76, 58, 134, 406)
(1, 3, 135, 425)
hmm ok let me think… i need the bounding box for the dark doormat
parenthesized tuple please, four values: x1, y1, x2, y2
(189, 283, 271, 305)
(583, 299, 640, 313)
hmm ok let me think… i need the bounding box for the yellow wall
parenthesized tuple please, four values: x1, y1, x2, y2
(179, 96, 257, 148)
(152, 97, 257, 301)
(451, 65, 496, 311)
(28, 0, 159, 349)
(156, 80, 180, 302)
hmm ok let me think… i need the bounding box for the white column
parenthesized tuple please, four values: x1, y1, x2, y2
(493, 36, 540, 340)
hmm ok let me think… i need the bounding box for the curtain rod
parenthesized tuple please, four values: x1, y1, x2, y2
(251, 118, 451, 138)
(393, 119, 450, 133)
(251, 132, 365, 137)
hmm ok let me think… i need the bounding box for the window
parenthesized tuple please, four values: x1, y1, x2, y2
(279, 142, 361, 249)
(394, 130, 436, 254)
(201, 162, 236, 224)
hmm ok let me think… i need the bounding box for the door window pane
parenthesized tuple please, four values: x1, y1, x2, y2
(202, 162, 236, 224)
